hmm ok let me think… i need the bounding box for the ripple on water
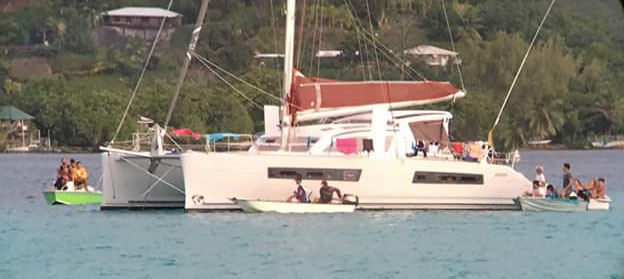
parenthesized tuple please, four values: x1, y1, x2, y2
(0, 151, 623, 279)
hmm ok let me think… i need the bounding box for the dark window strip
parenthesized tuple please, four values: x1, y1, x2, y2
(268, 167, 361, 182)
(412, 171, 483, 185)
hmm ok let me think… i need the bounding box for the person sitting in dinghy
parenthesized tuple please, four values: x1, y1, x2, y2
(54, 165, 69, 190)
(74, 161, 89, 191)
(594, 178, 607, 199)
(524, 180, 544, 198)
(318, 180, 343, 204)
(287, 175, 309, 203)
(560, 178, 583, 200)
(545, 184, 559, 199)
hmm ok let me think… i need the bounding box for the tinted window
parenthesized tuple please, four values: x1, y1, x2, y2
(412, 171, 483, 185)
(268, 167, 361, 182)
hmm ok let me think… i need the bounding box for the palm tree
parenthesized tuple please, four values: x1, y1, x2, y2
(499, 120, 527, 151)
(524, 93, 564, 140)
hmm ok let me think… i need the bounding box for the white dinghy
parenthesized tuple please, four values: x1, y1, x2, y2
(517, 196, 611, 212)
(232, 199, 355, 213)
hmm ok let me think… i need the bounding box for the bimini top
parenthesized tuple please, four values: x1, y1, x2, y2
(289, 74, 463, 114)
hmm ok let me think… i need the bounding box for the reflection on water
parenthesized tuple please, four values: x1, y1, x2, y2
(0, 151, 622, 279)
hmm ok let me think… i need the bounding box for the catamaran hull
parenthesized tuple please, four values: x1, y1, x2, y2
(100, 152, 185, 209)
(181, 151, 531, 211)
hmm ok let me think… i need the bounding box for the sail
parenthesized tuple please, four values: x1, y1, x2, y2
(289, 74, 463, 114)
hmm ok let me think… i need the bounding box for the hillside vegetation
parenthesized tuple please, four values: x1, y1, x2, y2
(0, 0, 623, 149)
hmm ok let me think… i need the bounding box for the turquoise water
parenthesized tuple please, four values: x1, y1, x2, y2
(1, 151, 623, 279)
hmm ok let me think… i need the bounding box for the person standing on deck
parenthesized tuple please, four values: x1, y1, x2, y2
(535, 166, 547, 197)
(562, 163, 572, 189)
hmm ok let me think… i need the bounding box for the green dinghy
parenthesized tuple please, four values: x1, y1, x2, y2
(43, 190, 102, 205)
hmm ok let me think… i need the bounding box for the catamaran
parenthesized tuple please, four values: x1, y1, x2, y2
(179, 0, 531, 211)
(101, 0, 535, 211)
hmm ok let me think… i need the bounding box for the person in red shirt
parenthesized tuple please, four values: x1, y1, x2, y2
(452, 142, 463, 160)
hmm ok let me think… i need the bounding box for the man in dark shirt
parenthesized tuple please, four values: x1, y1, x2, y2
(319, 180, 342, 204)
(562, 163, 573, 189)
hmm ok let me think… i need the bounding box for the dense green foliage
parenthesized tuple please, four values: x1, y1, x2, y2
(1, 0, 623, 149)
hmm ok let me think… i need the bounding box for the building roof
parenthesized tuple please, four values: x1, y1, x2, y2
(0, 105, 34, 120)
(404, 45, 458, 56)
(101, 7, 182, 18)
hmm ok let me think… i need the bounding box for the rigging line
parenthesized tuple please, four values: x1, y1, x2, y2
(351, 9, 367, 81)
(307, 0, 320, 76)
(348, 18, 419, 81)
(364, 0, 382, 80)
(269, 0, 282, 96)
(110, 0, 175, 144)
(440, 0, 465, 91)
(191, 52, 264, 109)
(363, 0, 399, 155)
(316, 0, 325, 77)
(354, 23, 425, 80)
(488, 0, 556, 149)
(190, 51, 294, 108)
(295, 0, 308, 69)
(163, 0, 211, 130)
(344, 0, 373, 80)
(343, 0, 425, 80)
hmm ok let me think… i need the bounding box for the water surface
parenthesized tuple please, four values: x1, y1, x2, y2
(1, 151, 622, 279)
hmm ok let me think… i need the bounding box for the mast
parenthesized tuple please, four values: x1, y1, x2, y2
(279, 0, 296, 150)
(163, 0, 211, 130)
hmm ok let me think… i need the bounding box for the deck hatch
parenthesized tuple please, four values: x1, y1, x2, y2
(412, 171, 484, 185)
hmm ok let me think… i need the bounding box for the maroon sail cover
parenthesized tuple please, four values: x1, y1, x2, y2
(288, 74, 461, 113)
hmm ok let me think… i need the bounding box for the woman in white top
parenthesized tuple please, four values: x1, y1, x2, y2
(535, 166, 547, 197)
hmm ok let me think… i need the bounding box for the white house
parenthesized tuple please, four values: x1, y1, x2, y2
(404, 45, 460, 66)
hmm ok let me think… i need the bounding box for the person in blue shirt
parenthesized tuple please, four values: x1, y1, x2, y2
(545, 184, 559, 199)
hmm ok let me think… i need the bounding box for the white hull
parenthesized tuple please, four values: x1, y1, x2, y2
(527, 139, 551, 145)
(591, 140, 624, 148)
(182, 151, 531, 211)
(233, 199, 355, 213)
(100, 152, 185, 209)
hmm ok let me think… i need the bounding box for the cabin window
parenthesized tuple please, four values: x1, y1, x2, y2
(268, 167, 362, 182)
(412, 171, 483, 185)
